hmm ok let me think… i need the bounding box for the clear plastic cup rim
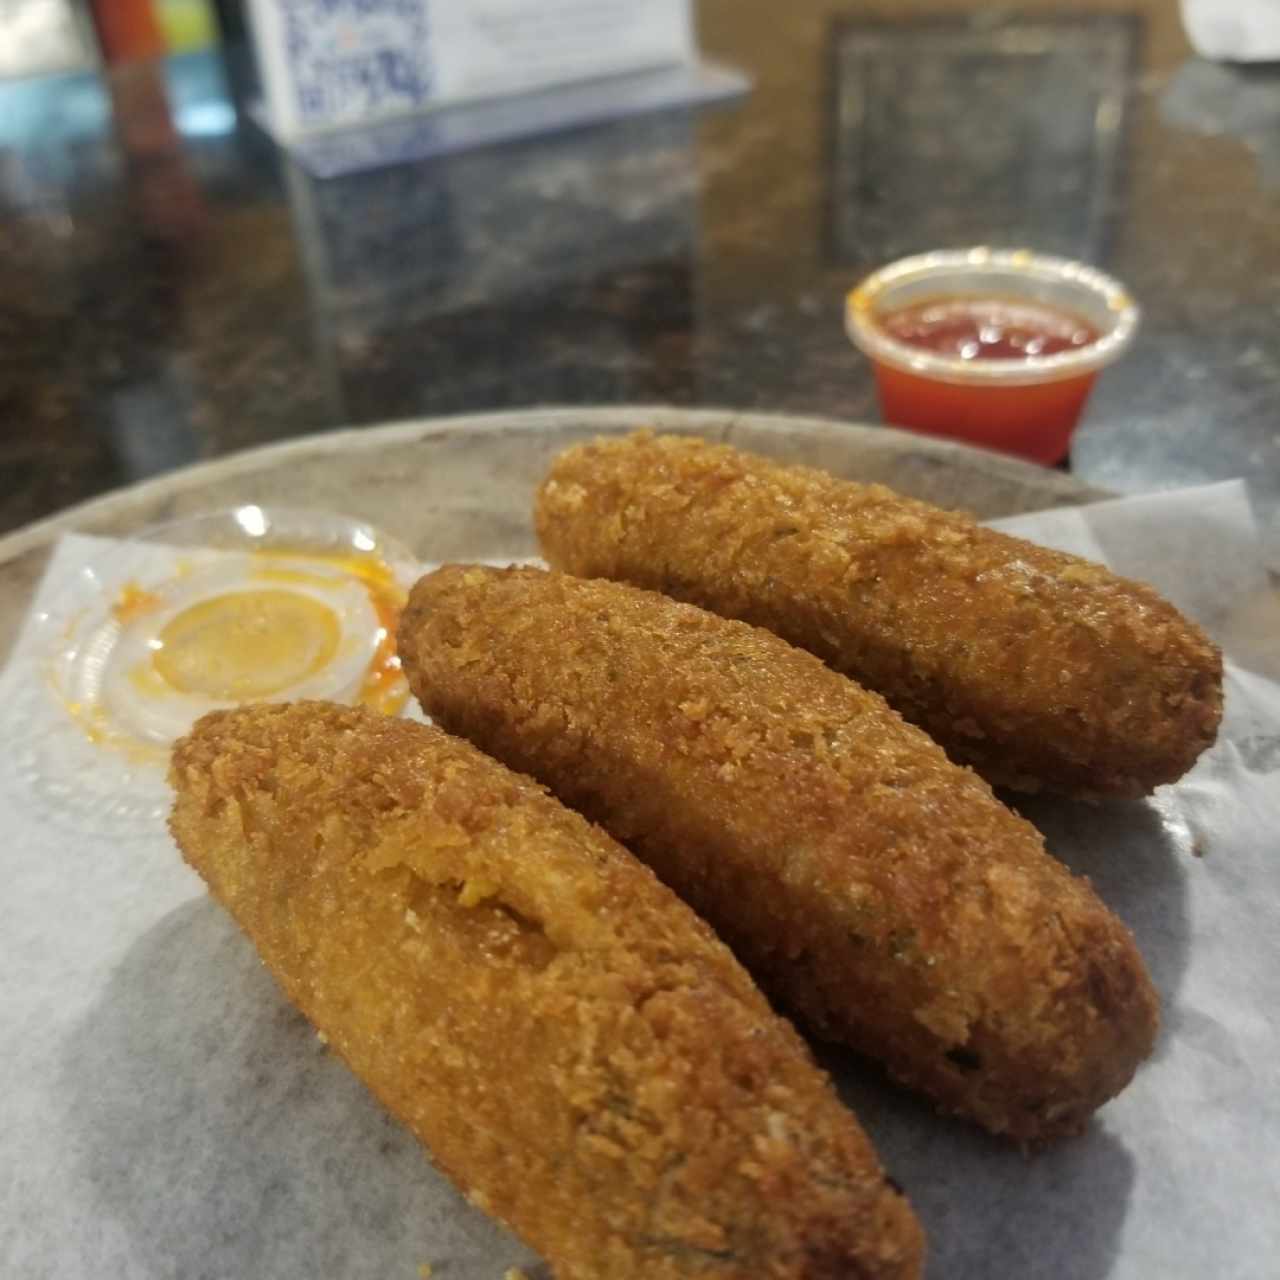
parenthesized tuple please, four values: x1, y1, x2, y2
(846, 247, 1140, 387)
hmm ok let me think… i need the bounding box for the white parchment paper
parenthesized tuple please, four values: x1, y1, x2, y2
(2, 481, 1278, 1279)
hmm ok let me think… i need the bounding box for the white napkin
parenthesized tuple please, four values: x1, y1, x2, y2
(1181, 0, 1280, 61)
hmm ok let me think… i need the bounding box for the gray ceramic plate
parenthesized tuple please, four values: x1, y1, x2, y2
(15, 409, 1272, 1280)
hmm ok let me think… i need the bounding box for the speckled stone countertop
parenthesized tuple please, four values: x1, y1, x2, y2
(1, 0, 1277, 535)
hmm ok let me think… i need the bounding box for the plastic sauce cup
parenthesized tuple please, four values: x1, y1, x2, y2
(846, 248, 1140, 465)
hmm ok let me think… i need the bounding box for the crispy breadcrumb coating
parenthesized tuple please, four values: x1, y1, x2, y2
(169, 702, 923, 1280)
(534, 431, 1223, 799)
(399, 567, 1159, 1142)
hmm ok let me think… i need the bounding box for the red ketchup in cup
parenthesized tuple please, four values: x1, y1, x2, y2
(846, 249, 1139, 465)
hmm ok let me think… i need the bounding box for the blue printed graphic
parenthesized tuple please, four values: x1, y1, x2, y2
(280, 0, 434, 126)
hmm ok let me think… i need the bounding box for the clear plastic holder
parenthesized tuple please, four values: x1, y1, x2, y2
(846, 248, 1141, 464)
(250, 59, 751, 179)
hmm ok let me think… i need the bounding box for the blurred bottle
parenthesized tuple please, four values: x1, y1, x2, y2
(91, 0, 167, 62)
(156, 0, 220, 51)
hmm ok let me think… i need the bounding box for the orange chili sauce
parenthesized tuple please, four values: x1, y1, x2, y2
(872, 297, 1102, 465)
(251, 552, 410, 716)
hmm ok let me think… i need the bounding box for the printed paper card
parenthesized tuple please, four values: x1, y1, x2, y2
(247, 0, 696, 138)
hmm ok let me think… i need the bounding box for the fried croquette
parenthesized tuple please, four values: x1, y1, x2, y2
(168, 702, 923, 1280)
(534, 431, 1223, 799)
(399, 567, 1160, 1142)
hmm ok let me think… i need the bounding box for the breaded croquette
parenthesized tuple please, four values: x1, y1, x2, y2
(169, 702, 924, 1280)
(535, 431, 1223, 799)
(399, 567, 1159, 1142)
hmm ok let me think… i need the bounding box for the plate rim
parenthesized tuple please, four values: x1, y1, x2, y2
(0, 405, 1106, 568)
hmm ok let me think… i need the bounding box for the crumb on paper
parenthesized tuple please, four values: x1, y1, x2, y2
(418, 1265, 433, 1279)
(503, 1269, 529, 1280)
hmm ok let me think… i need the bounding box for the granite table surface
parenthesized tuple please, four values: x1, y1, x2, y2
(1, 0, 1278, 538)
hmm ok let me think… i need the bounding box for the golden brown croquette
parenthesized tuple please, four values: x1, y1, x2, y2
(535, 432, 1222, 799)
(169, 702, 923, 1280)
(399, 566, 1159, 1142)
